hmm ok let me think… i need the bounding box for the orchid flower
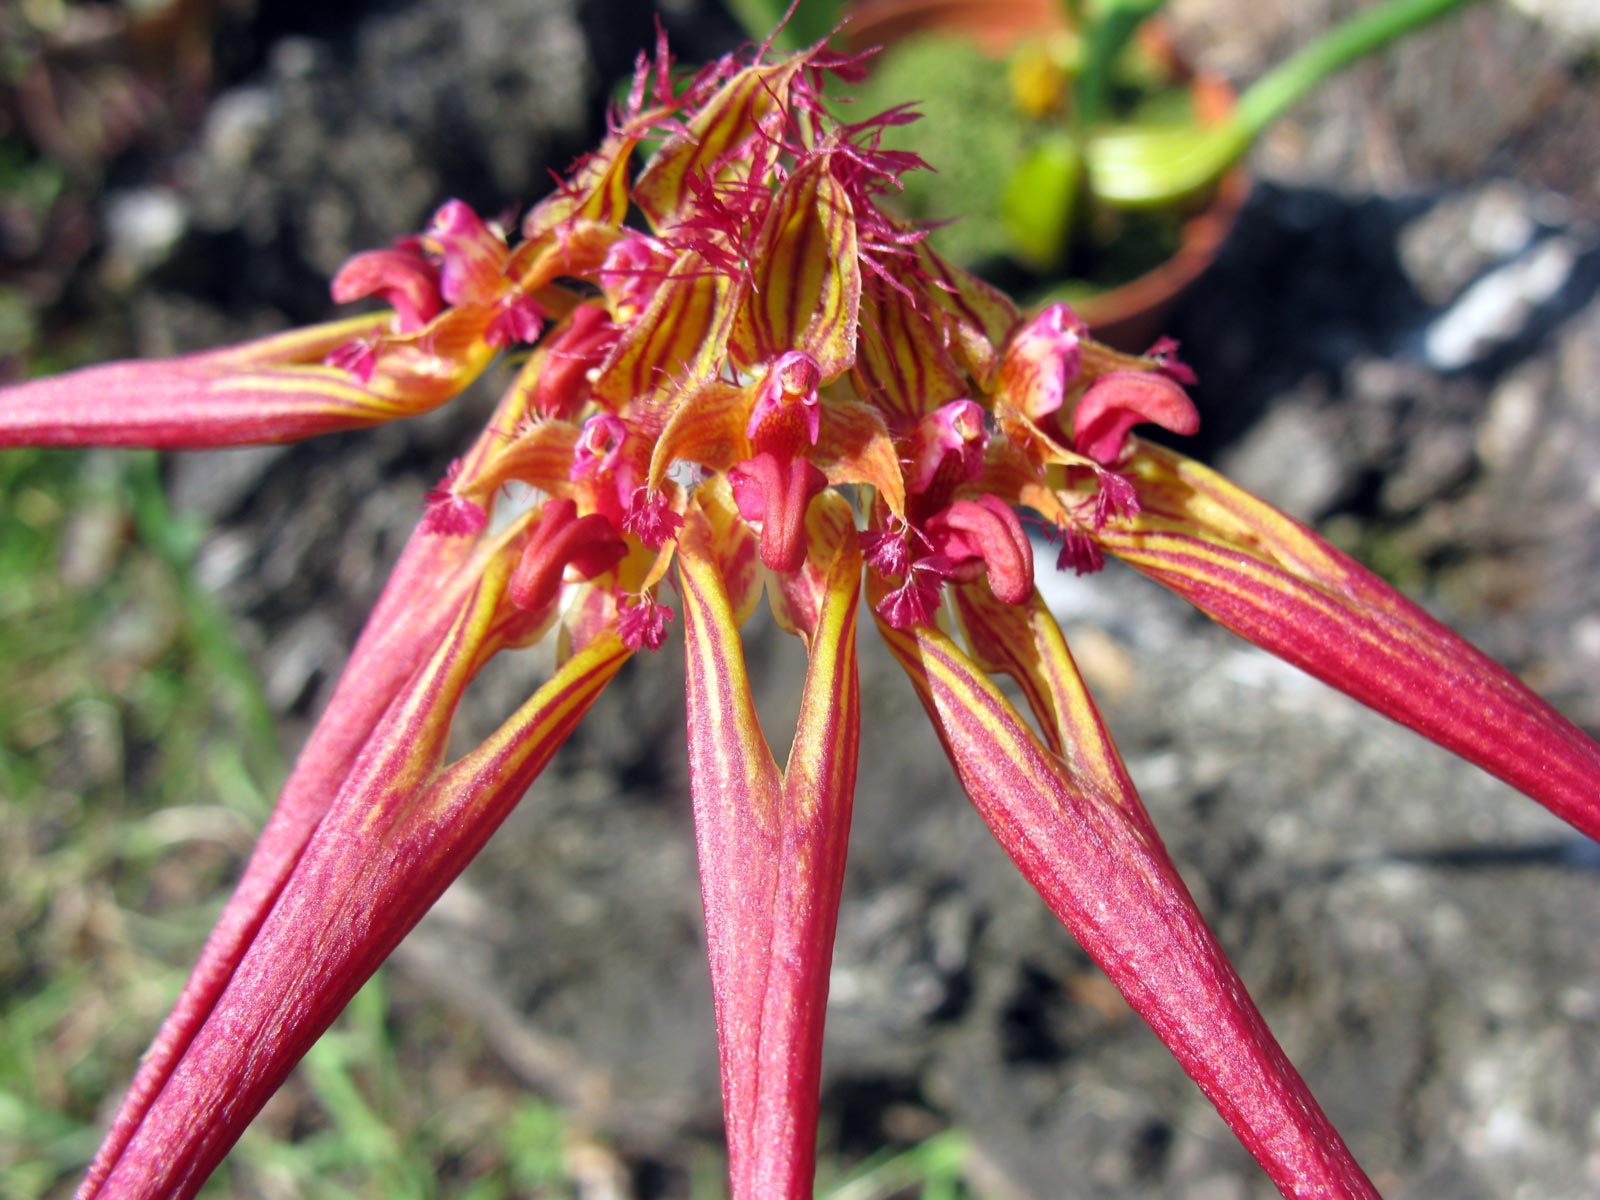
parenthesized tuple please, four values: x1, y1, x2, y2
(3, 30, 1597, 1200)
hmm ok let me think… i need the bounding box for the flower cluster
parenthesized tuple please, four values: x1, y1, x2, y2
(2, 29, 1596, 1200)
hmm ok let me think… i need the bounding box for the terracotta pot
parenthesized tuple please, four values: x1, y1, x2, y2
(845, 0, 1248, 352)
(846, 0, 1066, 55)
(1074, 71, 1250, 351)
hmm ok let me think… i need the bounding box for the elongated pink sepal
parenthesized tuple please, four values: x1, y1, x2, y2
(679, 490, 861, 1200)
(77, 519, 484, 1197)
(79, 552, 630, 1199)
(876, 584, 1379, 1200)
(0, 313, 489, 449)
(1098, 442, 1600, 841)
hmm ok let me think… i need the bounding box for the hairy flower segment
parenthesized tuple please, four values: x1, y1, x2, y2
(3, 29, 1598, 1200)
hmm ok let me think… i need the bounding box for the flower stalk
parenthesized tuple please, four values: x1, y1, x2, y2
(0, 26, 1594, 1200)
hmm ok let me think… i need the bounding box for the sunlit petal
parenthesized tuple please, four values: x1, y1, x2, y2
(874, 593, 1380, 1199)
(732, 155, 860, 377)
(1098, 442, 1600, 840)
(680, 491, 862, 1200)
(0, 313, 498, 449)
(850, 267, 969, 424)
(633, 58, 806, 232)
(79, 550, 630, 1199)
(591, 253, 737, 412)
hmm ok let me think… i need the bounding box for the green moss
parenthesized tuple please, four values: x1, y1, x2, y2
(850, 34, 1034, 267)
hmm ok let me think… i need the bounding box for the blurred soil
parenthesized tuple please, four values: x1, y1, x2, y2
(7, 0, 1600, 1196)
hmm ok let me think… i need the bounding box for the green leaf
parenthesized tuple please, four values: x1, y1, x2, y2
(1002, 135, 1081, 270)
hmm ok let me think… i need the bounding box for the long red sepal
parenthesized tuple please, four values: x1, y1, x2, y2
(75, 518, 487, 1195)
(78, 551, 629, 1199)
(0, 313, 492, 449)
(1096, 442, 1600, 841)
(679, 489, 861, 1200)
(876, 584, 1380, 1200)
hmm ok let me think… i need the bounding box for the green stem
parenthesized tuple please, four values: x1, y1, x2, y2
(123, 452, 285, 790)
(724, 0, 842, 51)
(1085, 0, 1481, 208)
(1234, 0, 1475, 138)
(823, 1130, 968, 1200)
(1074, 0, 1169, 126)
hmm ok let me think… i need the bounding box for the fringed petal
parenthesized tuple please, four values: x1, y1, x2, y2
(915, 239, 1022, 387)
(633, 58, 806, 233)
(520, 139, 639, 244)
(731, 155, 860, 378)
(591, 253, 737, 412)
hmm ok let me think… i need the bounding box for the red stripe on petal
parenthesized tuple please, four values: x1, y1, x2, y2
(733, 158, 861, 378)
(679, 493, 862, 1200)
(872, 600, 1380, 1199)
(80, 554, 628, 1199)
(1099, 442, 1600, 841)
(0, 310, 498, 449)
(75, 518, 484, 1199)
